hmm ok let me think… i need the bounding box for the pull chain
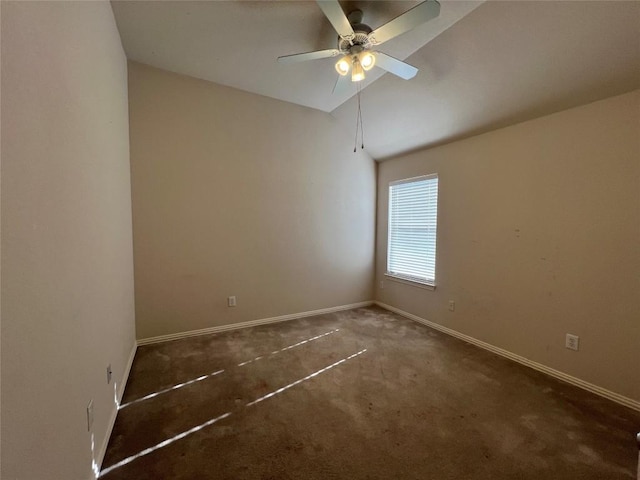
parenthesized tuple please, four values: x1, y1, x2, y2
(353, 82, 365, 152)
(358, 81, 364, 150)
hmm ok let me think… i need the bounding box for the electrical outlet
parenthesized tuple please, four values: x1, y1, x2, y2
(106, 364, 112, 385)
(228, 296, 236, 307)
(87, 400, 94, 432)
(380, 280, 384, 289)
(565, 334, 579, 351)
(448, 300, 455, 312)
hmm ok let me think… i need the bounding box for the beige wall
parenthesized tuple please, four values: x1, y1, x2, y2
(376, 90, 640, 402)
(1, 2, 136, 479)
(128, 62, 376, 340)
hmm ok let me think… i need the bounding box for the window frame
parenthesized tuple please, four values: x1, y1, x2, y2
(385, 173, 439, 290)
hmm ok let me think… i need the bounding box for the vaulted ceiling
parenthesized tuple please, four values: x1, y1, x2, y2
(111, 1, 640, 160)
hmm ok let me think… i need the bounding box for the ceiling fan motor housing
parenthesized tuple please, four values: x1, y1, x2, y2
(338, 9, 373, 52)
(338, 28, 372, 52)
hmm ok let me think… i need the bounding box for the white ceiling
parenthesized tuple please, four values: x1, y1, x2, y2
(111, 0, 481, 112)
(333, 0, 640, 159)
(111, 1, 640, 160)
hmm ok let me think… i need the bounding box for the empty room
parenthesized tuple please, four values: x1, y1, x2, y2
(2, 1, 639, 479)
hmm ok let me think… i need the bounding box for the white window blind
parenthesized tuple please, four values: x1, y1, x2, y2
(387, 174, 439, 285)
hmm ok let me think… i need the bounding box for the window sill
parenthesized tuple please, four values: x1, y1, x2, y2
(384, 274, 436, 291)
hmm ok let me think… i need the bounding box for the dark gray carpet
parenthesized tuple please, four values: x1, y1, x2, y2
(101, 306, 640, 479)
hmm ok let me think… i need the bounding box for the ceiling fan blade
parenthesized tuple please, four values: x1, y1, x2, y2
(278, 49, 340, 64)
(368, 0, 441, 46)
(332, 74, 352, 95)
(316, 0, 354, 38)
(374, 52, 418, 80)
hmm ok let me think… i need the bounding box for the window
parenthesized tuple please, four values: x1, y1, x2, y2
(387, 174, 439, 287)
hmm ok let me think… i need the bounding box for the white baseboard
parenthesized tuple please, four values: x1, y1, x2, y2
(137, 301, 375, 346)
(95, 341, 138, 476)
(375, 301, 640, 412)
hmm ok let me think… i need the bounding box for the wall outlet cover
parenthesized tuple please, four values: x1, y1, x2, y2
(565, 334, 579, 351)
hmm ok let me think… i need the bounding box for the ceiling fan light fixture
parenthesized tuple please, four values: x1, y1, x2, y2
(351, 59, 365, 82)
(335, 57, 350, 76)
(359, 51, 376, 71)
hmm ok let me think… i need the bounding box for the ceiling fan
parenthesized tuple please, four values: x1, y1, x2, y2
(277, 0, 441, 94)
